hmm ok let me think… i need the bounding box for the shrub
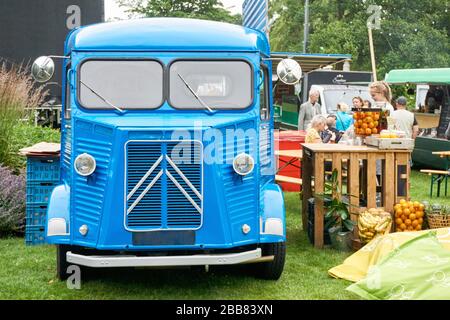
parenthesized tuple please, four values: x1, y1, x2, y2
(8, 122, 60, 171)
(0, 61, 47, 168)
(0, 165, 26, 236)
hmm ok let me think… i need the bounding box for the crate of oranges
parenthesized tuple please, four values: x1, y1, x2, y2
(394, 199, 425, 232)
(352, 108, 387, 137)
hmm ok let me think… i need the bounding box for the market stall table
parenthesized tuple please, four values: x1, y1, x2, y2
(301, 143, 412, 249)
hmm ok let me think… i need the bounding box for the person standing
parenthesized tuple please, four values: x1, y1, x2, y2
(298, 89, 321, 130)
(352, 96, 364, 108)
(392, 96, 419, 139)
(335, 102, 353, 131)
(369, 81, 395, 114)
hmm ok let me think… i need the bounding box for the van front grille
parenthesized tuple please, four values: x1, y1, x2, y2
(125, 140, 203, 231)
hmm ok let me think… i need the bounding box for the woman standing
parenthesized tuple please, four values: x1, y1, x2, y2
(335, 102, 353, 131)
(369, 81, 395, 114)
(352, 96, 364, 108)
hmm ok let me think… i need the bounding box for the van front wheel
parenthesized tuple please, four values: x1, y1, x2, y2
(56, 245, 72, 280)
(255, 242, 286, 280)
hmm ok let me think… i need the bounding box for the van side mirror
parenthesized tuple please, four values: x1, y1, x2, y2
(276, 59, 302, 85)
(31, 56, 55, 82)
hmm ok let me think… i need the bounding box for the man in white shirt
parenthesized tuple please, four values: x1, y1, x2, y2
(392, 96, 419, 139)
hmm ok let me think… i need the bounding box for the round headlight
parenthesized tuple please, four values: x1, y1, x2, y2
(233, 153, 255, 176)
(74, 153, 96, 176)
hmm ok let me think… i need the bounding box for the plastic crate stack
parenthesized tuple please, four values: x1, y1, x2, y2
(25, 156, 60, 245)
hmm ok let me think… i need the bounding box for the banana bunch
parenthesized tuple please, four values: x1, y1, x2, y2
(358, 208, 392, 243)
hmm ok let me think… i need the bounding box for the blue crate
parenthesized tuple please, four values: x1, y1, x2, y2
(26, 157, 60, 182)
(26, 204, 48, 227)
(25, 225, 46, 245)
(26, 182, 57, 204)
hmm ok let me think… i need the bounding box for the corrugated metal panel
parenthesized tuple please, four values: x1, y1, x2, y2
(243, 0, 268, 33)
(220, 122, 257, 227)
(73, 123, 112, 230)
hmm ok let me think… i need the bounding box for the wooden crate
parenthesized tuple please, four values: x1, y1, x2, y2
(301, 144, 411, 249)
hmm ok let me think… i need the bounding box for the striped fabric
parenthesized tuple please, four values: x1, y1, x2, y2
(242, 0, 269, 33)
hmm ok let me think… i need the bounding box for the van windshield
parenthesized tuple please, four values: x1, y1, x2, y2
(79, 60, 163, 109)
(169, 60, 253, 110)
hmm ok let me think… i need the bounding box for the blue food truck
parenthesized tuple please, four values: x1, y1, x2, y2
(31, 18, 302, 280)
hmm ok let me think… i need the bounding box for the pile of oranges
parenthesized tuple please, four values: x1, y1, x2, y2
(353, 111, 381, 136)
(394, 199, 425, 232)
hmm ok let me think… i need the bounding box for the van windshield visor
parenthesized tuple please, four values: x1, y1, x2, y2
(169, 61, 252, 110)
(79, 60, 163, 109)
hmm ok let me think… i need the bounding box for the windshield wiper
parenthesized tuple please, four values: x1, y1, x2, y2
(80, 80, 125, 114)
(177, 73, 214, 113)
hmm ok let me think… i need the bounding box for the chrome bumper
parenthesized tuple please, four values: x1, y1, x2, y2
(66, 248, 262, 268)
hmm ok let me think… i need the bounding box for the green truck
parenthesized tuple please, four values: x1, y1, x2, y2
(385, 68, 450, 169)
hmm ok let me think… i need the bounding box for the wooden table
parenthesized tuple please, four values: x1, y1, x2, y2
(275, 149, 303, 186)
(432, 151, 450, 170)
(301, 143, 412, 249)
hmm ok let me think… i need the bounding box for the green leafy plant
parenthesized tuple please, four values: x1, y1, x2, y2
(0, 61, 47, 168)
(315, 169, 356, 233)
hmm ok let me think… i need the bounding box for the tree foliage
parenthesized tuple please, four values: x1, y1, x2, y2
(118, 0, 241, 24)
(269, 0, 450, 78)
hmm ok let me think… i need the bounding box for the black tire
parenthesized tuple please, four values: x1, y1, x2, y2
(255, 242, 286, 280)
(56, 245, 72, 280)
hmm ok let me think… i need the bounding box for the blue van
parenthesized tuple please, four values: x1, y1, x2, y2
(31, 18, 302, 280)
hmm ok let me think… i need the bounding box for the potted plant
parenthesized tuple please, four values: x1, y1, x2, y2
(316, 169, 356, 251)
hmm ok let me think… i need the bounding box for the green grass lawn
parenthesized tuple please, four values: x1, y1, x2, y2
(0, 170, 447, 300)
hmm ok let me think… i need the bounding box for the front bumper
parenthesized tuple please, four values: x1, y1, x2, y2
(66, 248, 263, 268)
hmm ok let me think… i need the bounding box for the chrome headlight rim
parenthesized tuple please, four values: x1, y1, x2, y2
(232, 153, 255, 176)
(74, 153, 96, 176)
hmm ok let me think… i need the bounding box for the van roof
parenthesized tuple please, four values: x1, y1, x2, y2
(65, 18, 270, 55)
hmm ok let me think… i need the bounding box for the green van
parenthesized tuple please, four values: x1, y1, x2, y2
(385, 68, 450, 169)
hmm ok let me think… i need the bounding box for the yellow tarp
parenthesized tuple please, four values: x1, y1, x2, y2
(328, 228, 450, 282)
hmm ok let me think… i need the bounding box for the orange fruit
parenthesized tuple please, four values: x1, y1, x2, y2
(416, 211, 424, 218)
(400, 199, 406, 204)
(365, 128, 372, 135)
(368, 122, 375, 129)
(372, 128, 378, 134)
(409, 213, 416, 220)
(413, 201, 420, 208)
(403, 208, 410, 215)
(395, 218, 403, 225)
(373, 121, 379, 127)
(412, 220, 419, 227)
(366, 112, 373, 117)
(365, 117, 373, 123)
(394, 204, 402, 211)
(419, 204, 425, 211)
(374, 114, 380, 120)
(362, 123, 368, 129)
(353, 113, 359, 120)
(395, 208, 403, 216)
(405, 219, 412, 226)
(415, 224, 422, 231)
(400, 223, 407, 230)
(401, 214, 407, 221)
(418, 218, 424, 224)
(407, 226, 414, 231)
(358, 120, 363, 126)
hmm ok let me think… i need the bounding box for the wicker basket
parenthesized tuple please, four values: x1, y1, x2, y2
(427, 213, 450, 229)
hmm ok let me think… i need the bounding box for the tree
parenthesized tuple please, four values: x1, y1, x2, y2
(118, 0, 242, 24)
(269, 0, 450, 79)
